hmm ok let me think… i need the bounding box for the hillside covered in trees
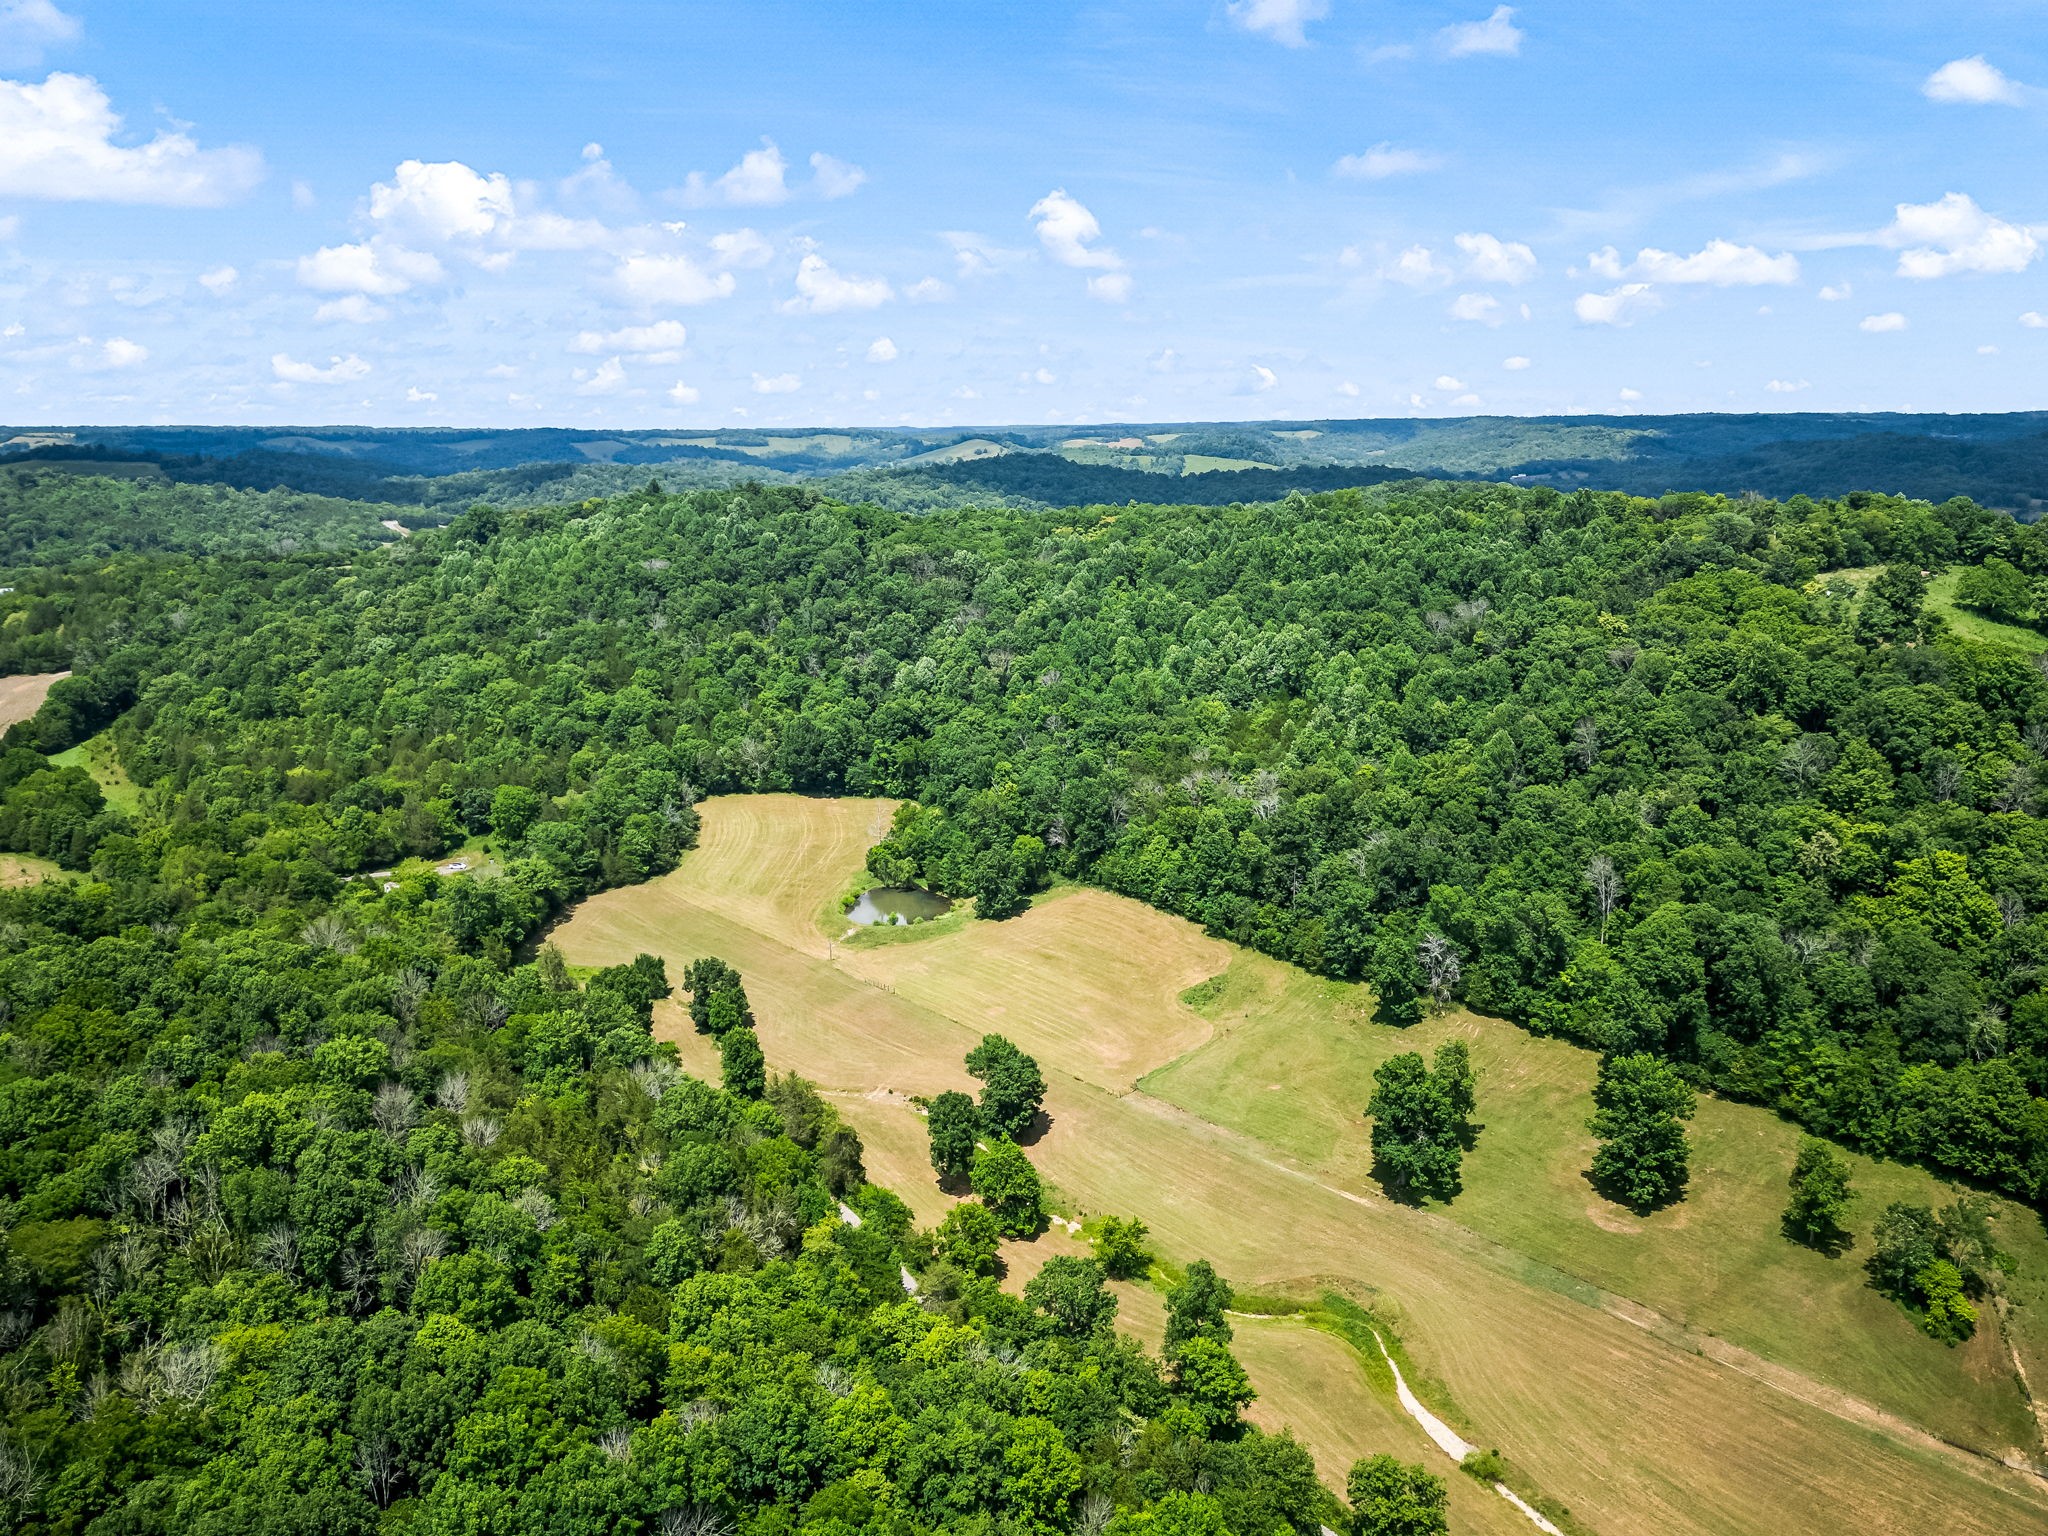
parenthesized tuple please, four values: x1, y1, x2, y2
(10, 412, 2048, 514)
(4, 469, 2048, 1530)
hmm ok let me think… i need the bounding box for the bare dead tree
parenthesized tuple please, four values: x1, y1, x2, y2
(1586, 854, 1622, 942)
(1417, 932, 1462, 1007)
(1571, 718, 1601, 772)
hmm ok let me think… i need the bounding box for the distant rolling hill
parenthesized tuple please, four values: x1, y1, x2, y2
(4, 412, 2048, 514)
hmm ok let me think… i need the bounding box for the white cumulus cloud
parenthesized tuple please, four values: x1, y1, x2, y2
(783, 252, 891, 313)
(0, 2, 80, 68)
(1250, 364, 1279, 391)
(614, 252, 737, 306)
(667, 380, 700, 404)
(1383, 245, 1449, 287)
(1880, 192, 2038, 278)
(576, 356, 627, 395)
(1575, 284, 1661, 325)
(1592, 239, 1798, 286)
(1439, 6, 1523, 58)
(1333, 144, 1441, 180)
(1434, 374, 1465, 391)
(866, 336, 898, 362)
(98, 336, 145, 368)
(1456, 231, 1537, 283)
(1031, 188, 1124, 270)
(297, 241, 443, 296)
(1502, 355, 1531, 370)
(1226, 0, 1328, 47)
(1819, 282, 1851, 301)
(1765, 378, 1810, 393)
(0, 72, 263, 204)
(1618, 387, 1643, 402)
(569, 320, 689, 358)
(273, 352, 371, 384)
(809, 152, 866, 199)
(752, 371, 801, 394)
(1449, 292, 1501, 323)
(2023, 311, 2048, 328)
(1087, 271, 1132, 303)
(1861, 312, 1908, 332)
(680, 140, 789, 206)
(1923, 56, 2026, 106)
(369, 159, 513, 241)
(197, 265, 238, 296)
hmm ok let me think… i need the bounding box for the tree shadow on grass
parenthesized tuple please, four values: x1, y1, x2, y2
(1781, 1215, 1855, 1258)
(1581, 1166, 1684, 1218)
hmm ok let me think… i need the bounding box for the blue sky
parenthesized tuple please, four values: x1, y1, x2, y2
(0, 0, 2044, 428)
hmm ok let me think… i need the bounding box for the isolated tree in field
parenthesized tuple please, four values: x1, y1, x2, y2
(1366, 1051, 1464, 1203)
(970, 1138, 1044, 1236)
(1782, 1137, 1854, 1253)
(1163, 1259, 1233, 1350)
(1346, 1454, 1448, 1536)
(932, 1200, 1003, 1275)
(1587, 1053, 1695, 1211)
(1024, 1255, 1117, 1337)
(1092, 1214, 1153, 1279)
(926, 1089, 982, 1183)
(1431, 1040, 1476, 1127)
(1955, 556, 2031, 624)
(718, 1026, 765, 1099)
(966, 1032, 1046, 1138)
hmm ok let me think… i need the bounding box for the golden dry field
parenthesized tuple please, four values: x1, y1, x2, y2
(552, 794, 2048, 1536)
(0, 670, 66, 731)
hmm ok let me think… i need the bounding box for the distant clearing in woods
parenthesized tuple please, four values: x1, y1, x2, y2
(552, 794, 2048, 1536)
(0, 670, 67, 731)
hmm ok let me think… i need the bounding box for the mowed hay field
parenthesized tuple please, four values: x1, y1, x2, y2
(0, 669, 67, 731)
(553, 795, 2048, 1536)
(1141, 956, 2048, 1458)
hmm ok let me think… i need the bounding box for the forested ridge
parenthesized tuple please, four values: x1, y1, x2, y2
(0, 479, 1440, 1536)
(4, 472, 2048, 1532)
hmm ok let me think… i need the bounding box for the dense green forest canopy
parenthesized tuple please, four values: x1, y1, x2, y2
(7, 467, 2048, 1532)
(0, 472, 1402, 1536)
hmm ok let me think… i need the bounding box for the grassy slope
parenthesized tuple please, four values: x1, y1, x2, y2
(1140, 954, 2047, 1458)
(48, 729, 143, 817)
(1926, 568, 2048, 654)
(550, 795, 2048, 1536)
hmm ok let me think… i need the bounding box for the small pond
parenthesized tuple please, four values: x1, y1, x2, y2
(847, 886, 954, 926)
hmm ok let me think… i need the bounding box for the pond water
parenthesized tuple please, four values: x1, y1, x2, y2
(847, 886, 954, 926)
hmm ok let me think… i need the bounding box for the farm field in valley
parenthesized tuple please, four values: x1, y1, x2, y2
(0, 670, 67, 732)
(552, 794, 2048, 1536)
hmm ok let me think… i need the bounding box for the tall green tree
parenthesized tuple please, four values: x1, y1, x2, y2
(1164, 1259, 1234, 1351)
(718, 1025, 766, 1098)
(1366, 1051, 1467, 1203)
(1346, 1455, 1448, 1536)
(970, 1138, 1044, 1237)
(1587, 1053, 1696, 1211)
(1782, 1137, 1855, 1253)
(926, 1088, 982, 1183)
(965, 1033, 1046, 1139)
